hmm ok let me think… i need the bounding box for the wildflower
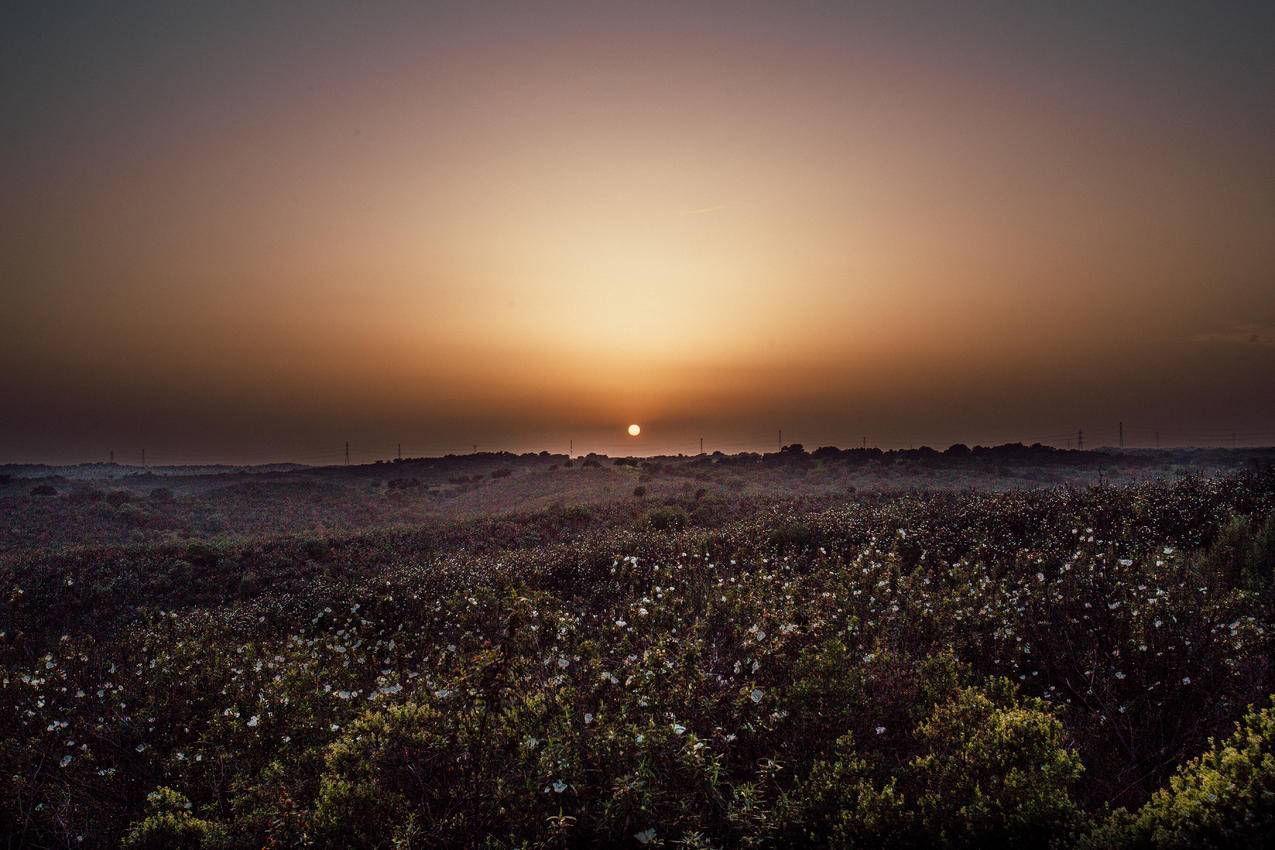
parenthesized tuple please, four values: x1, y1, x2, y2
(635, 828, 657, 844)
(750, 688, 763, 704)
(875, 726, 886, 735)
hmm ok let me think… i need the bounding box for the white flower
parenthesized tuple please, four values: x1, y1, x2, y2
(552, 780, 568, 793)
(60, 755, 72, 767)
(584, 712, 594, 724)
(875, 726, 886, 735)
(246, 715, 259, 727)
(635, 828, 657, 844)
(671, 723, 686, 735)
(1182, 676, 1191, 685)
(750, 688, 763, 704)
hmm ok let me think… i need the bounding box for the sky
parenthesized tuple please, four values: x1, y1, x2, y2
(3, 1, 1274, 463)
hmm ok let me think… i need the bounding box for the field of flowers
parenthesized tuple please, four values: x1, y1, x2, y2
(3, 471, 1275, 847)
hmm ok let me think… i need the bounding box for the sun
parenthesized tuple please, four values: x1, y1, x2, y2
(628, 424, 641, 437)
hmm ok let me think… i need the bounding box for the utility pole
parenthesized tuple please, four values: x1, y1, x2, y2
(699, 437, 704, 455)
(472, 444, 477, 454)
(397, 443, 401, 460)
(862, 435, 866, 450)
(1118, 421, 1124, 449)
(778, 429, 782, 451)
(1077, 429, 1084, 451)
(109, 450, 114, 464)
(344, 442, 349, 466)
(569, 439, 573, 457)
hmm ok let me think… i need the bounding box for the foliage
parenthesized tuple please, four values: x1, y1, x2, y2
(2, 472, 1275, 847)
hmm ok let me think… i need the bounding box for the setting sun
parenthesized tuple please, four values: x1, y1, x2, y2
(628, 424, 641, 437)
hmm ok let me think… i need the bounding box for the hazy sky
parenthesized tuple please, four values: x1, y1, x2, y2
(3, 1, 1274, 463)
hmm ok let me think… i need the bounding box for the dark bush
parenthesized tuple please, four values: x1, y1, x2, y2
(644, 505, 689, 532)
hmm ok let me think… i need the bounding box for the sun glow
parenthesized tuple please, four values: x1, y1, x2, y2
(628, 424, 641, 437)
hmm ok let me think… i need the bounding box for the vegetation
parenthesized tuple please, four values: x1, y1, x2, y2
(2, 469, 1275, 847)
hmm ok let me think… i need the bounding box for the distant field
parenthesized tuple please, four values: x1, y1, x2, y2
(2, 453, 1274, 847)
(2, 445, 1271, 551)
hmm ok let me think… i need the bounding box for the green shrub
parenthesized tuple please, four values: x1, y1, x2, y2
(1244, 514, 1275, 594)
(1122, 696, 1275, 849)
(1203, 515, 1254, 588)
(767, 734, 912, 847)
(120, 788, 218, 850)
(909, 679, 1086, 848)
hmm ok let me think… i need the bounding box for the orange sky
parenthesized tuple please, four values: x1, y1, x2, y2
(3, 3, 1273, 462)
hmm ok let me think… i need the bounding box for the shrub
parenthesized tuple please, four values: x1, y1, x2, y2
(909, 679, 1086, 848)
(1244, 514, 1275, 594)
(768, 519, 815, 549)
(633, 486, 647, 498)
(1120, 696, 1275, 849)
(1203, 515, 1254, 588)
(30, 484, 57, 496)
(770, 734, 912, 847)
(120, 788, 218, 850)
(644, 505, 690, 532)
(562, 504, 592, 523)
(1202, 513, 1275, 593)
(491, 468, 512, 479)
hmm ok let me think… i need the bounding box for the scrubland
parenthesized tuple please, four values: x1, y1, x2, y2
(2, 450, 1275, 847)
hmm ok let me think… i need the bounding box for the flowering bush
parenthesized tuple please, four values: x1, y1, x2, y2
(1, 471, 1274, 847)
